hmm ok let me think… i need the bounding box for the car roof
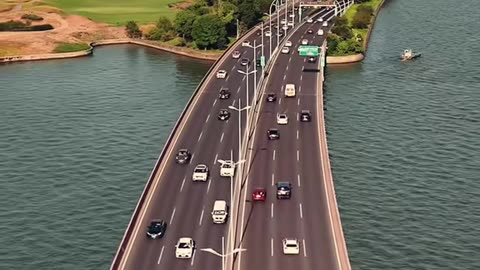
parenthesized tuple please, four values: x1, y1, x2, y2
(277, 181, 291, 186)
(150, 219, 165, 224)
(284, 238, 298, 244)
(254, 187, 266, 191)
(195, 164, 207, 168)
(179, 149, 188, 152)
(301, 110, 311, 113)
(178, 237, 193, 242)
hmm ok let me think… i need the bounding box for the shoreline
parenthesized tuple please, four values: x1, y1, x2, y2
(326, 0, 386, 64)
(0, 38, 221, 64)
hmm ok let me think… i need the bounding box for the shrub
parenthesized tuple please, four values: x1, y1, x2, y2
(168, 37, 186, 47)
(352, 11, 371, 29)
(332, 24, 353, 40)
(53, 43, 90, 53)
(125, 21, 142, 38)
(327, 33, 341, 55)
(0, 21, 53, 31)
(333, 16, 348, 27)
(21, 13, 43, 21)
(357, 5, 374, 15)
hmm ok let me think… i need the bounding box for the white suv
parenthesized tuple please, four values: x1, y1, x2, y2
(175, 237, 195, 259)
(220, 160, 235, 177)
(282, 238, 300, 255)
(277, 113, 288, 125)
(192, 164, 209, 181)
(216, 70, 227, 79)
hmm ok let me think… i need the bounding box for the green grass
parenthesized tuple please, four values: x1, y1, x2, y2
(53, 42, 90, 53)
(42, 0, 185, 25)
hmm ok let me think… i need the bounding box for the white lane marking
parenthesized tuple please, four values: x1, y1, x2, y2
(297, 174, 301, 187)
(214, 153, 218, 164)
(220, 132, 225, 142)
(272, 173, 275, 186)
(157, 246, 165, 264)
(199, 208, 204, 226)
(302, 65, 305, 71)
(237, 86, 241, 93)
(299, 86, 302, 92)
(191, 153, 195, 162)
(271, 203, 274, 218)
(297, 150, 300, 161)
(206, 114, 210, 123)
(286, 65, 289, 71)
(303, 239, 307, 257)
(300, 74, 303, 81)
(273, 150, 276, 161)
(198, 131, 203, 142)
(180, 177, 186, 192)
(299, 203, 303, 219)
(213, 99, 217, 106)
(297, 113, 299, 121)
(297, 97, 300, 105)
(283, 74, 286, 80)
(296, 130, 299, 140)
(289, 57, 292, 63)
(231, 65, 236, 71)
(271, 238, 274, 257)
(190, 250, 196, 266)
(279, 97, 282, 105)
(207, 179, 212, 193)
(242, 76, 246, 82)
(226, 75, 229, 82)
(169, 208, 176, 224)
(232, 99, 236, 106)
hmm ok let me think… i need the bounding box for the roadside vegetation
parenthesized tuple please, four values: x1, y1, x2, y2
(125, 0, 271, 50)
(53, 42, 90, 53)
(327, 0, 383, 56)
(0, 20, 53, 31)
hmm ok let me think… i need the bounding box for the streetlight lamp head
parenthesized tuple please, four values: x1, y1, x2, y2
(228, 105, 237, 110)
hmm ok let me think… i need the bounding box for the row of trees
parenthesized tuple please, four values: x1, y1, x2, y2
(126, 0, 272, 50)
(326, 1, 375, 55)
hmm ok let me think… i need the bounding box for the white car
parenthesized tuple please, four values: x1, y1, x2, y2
(265, 31, 272, 37)
(282, 238, 300, 255)
(281, 46, 290, 54)
(285, 40, 292, 47)
(287, 21, 293, 27)
(281, 19, 287, 25)
(282, 25, 288, 31)
(242, 40, 251, 47)
(232, 50, 241, 59)
(216, 70, 227, 79)
(220, 160, 235, 177)
(317, 29, 324, 36)
(175, 237, 195, 259)
(322, 21, 328, 27)
(306, 18, 313, 23)
(277, 113, 288, 125)
(317, 17, 323, 22)
(301, 39, 308, 45)
(192, 164, 209, 181)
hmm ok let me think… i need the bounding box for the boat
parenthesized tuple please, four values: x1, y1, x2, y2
(401, 49, 421, 61)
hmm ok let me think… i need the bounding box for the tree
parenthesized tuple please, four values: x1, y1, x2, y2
(354, 0, 370, 3)
(237, 0, 260, 28)
(333, 16, 348, 27)
(331, 24, 353, 40)
(352, 11, 371, 29)
(146, 16, 176, 41)
(192, 14, 228, 49)
(327, 33, 341, 55)
(125, 21, 142, 38)
(175, 10, 197, 40)
(357, 4, 374, 15)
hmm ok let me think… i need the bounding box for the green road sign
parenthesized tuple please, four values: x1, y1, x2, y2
(298, 45, 319, 57)
(260, 56, 266, 67)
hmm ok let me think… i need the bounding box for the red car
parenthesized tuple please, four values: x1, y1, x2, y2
(252, 188, 267, 201)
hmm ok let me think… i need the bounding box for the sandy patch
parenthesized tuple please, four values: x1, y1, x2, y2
(0, 4, 126, 56)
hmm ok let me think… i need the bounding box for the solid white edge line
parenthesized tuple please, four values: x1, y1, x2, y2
(180, 177, 186, 192)
(157, 246, 165, 264)
(299, 203, 303, 219)
(169, 208, 176, 225)
(303, 239, 307, 257)
(199, 208, 204, 226)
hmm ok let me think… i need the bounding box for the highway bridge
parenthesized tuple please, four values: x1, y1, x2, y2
(111, 1, 353, 270)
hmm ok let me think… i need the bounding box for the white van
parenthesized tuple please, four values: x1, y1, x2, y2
(317, 29, 324, 36)
(211, 200, 228, 224)
(285, 84, 296, 97)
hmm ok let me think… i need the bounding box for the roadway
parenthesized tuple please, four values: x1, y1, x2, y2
(237, 9, 338, 270)
(116, 7, 309, 270)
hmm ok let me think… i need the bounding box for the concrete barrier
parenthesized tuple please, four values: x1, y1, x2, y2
(0, 46, 93, 63)
(327, 53, 364, 64)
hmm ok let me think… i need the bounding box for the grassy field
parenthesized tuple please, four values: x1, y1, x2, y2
(42, 0, 185, 25)
(53, 42, 90, 53)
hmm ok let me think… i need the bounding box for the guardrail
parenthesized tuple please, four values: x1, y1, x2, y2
(109, 20, 263, 270)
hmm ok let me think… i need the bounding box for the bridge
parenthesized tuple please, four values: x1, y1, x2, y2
(110, 1, 353, 270)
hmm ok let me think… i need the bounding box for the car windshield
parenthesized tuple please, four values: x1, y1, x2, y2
(178, 242, 191, 249)
(286, 243, 297, 247)
(222, 164, 232, 168)
(195, 167, 206, 173)
(179, 150, 187, 155)
(213, 210, 225, 215)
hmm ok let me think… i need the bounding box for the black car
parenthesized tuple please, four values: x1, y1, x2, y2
(300, 110, 312, 122)
(146, 220, 167, 239)
(267, 128, 280, 140)
(240, 58, 250, 66)
(308, 56, 317, 63)
(218, 109, 230, 121)
(175, 149, 191, 164)
(219, 88, 231, 99)
(266, 93, 277, 102)
(307, 29, 313, 34)
(276, 182, 292, 199)
(256, 59, 261, 67)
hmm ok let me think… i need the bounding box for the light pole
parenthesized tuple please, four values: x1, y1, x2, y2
(245, 41, 262, 104)
(229, 100, 251, 168)
(200, 237, 247, 270)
